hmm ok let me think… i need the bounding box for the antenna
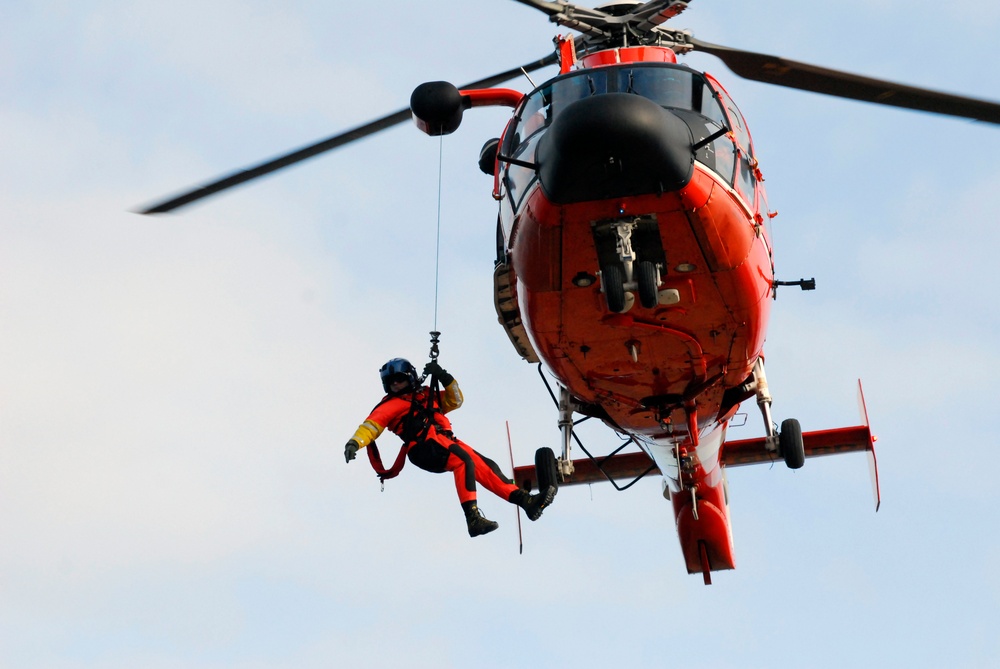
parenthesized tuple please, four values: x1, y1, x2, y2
(520, 67, 538, 89)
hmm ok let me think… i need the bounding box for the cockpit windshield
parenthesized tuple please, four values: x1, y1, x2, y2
(501, 63, 744, 216)
(510, 64, 725, 145)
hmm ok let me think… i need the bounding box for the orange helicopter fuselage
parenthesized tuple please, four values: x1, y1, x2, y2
(496, 47, 773, 444)
(488, 45, 774, 575)
(508, 164, 772, 439)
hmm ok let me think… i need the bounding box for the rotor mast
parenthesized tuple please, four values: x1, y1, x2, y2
(512, 0, 695, 53)
(513, 0, 1000, 124)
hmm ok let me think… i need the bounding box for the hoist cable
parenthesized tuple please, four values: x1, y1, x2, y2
(432, 135, 444, 334)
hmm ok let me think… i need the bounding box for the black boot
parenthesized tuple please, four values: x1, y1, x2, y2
(508, 486, 557, 521)
(461, 501, 499, 537)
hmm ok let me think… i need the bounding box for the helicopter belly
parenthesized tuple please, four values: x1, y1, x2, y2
(511, 166, 773, 440)
(636, 421, 738, 576)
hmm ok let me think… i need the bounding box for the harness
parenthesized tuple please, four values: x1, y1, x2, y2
(366, 376, 448, 483)
(366, 439, 409, 483)
(366, 332, 448, 484)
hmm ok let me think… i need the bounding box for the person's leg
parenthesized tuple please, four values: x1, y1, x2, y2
(463, 445, 520, 500)
(442, 445, 498, 537)
(455, 440, 558, 520)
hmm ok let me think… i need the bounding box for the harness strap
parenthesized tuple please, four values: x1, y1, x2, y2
(365, 388, 437, 483)
(366, 440, 409, 482)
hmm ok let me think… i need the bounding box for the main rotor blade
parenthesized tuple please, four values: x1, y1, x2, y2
(509, 0, 564, 17)
(628, 0, 690, 31)
(690, 37, 1000, 125)
(138, 53, 558, 214)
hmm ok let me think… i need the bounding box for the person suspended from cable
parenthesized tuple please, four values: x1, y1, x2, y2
(344, 357, 556, 537)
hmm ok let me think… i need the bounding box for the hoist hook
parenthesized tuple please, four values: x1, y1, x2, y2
(428, 330, 441, 362)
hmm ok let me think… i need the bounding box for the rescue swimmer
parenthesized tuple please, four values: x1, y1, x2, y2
(345, 358, 557, 537)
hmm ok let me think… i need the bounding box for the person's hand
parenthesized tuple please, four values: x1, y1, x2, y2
(344, 440, 360, 463)
(423, 361, 454, 385)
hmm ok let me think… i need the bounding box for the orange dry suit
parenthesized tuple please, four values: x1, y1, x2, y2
(348, 377, 520, 505)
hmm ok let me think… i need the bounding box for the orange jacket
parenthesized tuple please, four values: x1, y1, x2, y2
(349, 378, 464, 450)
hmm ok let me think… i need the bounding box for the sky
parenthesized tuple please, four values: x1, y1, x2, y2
(2, 1, 999, 667)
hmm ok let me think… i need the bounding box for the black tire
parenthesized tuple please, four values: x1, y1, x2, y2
(535, 447, 560, 490)
(636, 260, 659, 308)
(602, 264, 626, 313)
(779, 418, 805, 470)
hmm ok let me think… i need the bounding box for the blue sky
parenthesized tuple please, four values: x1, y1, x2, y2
(2, 1, 999, 667)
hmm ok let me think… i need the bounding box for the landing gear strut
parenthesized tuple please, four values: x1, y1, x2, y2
(557, 385, 577, 480)
(752, 358, 805, 470)
(600, 219, 661, 313)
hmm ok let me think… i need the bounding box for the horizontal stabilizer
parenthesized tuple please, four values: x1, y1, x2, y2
(514, 379, 879, 512)
(726, 380, 880, 510)
(514, 451, 658, 490)
(722, 424, 872, 466)
(512, 425, 870, 489)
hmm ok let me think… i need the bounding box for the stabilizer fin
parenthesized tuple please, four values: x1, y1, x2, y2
(857, 380, 880, 512)
(723, 379, 880, 511)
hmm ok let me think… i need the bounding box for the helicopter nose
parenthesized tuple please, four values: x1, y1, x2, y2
(535, 93, 695, 205)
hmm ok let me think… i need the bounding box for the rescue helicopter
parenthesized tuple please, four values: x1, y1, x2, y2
(139, 0, 1000, 584)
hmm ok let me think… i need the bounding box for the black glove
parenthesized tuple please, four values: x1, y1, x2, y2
(423, 361, 454, 386)
(344, 439, 360, 463)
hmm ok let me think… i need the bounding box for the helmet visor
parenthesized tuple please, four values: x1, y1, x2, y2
(386, 373, 412, 392)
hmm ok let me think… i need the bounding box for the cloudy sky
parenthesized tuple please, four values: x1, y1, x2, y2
(2, 1, 999, 667)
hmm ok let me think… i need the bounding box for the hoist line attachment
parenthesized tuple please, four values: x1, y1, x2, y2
(432, 135, 444, 334)
(372, 139, 447, 490)
(428, 330, 441, 363)
(426, 136, 444, 393)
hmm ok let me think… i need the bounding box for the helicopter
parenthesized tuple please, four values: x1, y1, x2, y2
(139, 0, 1000, 584)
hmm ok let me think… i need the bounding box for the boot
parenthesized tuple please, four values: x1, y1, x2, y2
(461, 501, 499, 537)
(508, 485, 557, 521)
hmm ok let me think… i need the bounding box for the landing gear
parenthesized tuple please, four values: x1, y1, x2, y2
(779, 418, 805, 469)
(752, 358, 806, 470)
(601, 263, 626, 313)
(636, 260, 660, 309)
(556, 385, 576, 480)
(535, 446, 560, 491)
(599, 220, 661, 312)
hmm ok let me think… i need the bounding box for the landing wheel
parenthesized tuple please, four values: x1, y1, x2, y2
(779, 418, 805, 470)
(601, 264, 626, 313)
(636, 260, 659, 309)
(535, 447, 560, 490)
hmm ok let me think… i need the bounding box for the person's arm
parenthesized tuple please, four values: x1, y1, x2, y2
(424, 361, 463, 413)
(348, 419, 385, 450)
(440, 378, 464, 413)
(345, 399, 399, 462)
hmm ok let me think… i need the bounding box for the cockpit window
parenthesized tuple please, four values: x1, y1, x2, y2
(715, 86, 752, 157)
(501, 63, 740, 208)
(516, 70, 610, 140)
(623, 67, 697, 109)
(509, 64, 720, 147)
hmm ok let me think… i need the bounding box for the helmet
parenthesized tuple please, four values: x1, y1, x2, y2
(379, 358, 418, 395)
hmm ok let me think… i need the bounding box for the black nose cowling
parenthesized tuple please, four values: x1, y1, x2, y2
(535, 93, 695, 205)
